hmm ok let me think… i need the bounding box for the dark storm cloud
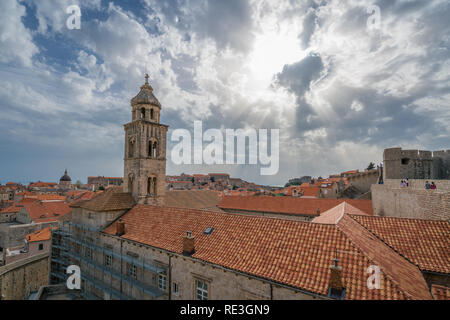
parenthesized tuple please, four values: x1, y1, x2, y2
(275, 54, 324, 133)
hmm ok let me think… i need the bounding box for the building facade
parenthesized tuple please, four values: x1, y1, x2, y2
(383, 147, 450, 180)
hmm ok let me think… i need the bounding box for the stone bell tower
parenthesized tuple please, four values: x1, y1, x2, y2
(123, 74, 168, 205)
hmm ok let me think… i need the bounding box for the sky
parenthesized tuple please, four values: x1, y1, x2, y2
(0, 0, 449, 186)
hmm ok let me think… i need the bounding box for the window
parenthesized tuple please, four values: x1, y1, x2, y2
(128, 177, 133, 193)
(107, 213, 114, 221)
(127, 263, 137, 280)
(38, 243, 44, 251)
(147, 177, 152, 195)
(195, 279, 208, 300)
(88, 212, 93, 219)
(153, 177, 157, 195)
(104, 254, 112, 267)
(150, 108, 154, 120)
(173, 282, 179, 295)
(158, 273, 167, 291)
(140, 108, 145, 120)
(128, 140, 134, 158)
(85, 247, 93, 260)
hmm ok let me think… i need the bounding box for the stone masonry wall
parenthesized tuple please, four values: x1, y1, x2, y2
(371, 184, 449, 220)
(0, 252, 50, 300)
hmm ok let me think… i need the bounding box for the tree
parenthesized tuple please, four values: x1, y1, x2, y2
(98, 185, 105, 191)
(75, 180, 82, 188)
(366, 162, 375, 170)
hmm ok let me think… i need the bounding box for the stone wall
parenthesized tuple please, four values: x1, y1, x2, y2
(346, 169, 379, 193)
(0, 221, 56, 249)
(383, 147, 450, 180)
(0, 252, 50, 300)
(371, 184, 449, 220)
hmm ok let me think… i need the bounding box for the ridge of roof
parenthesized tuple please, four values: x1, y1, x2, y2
(336, 214, 432, 300)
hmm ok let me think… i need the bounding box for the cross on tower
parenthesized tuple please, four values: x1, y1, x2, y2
(145, 73, 149, 84)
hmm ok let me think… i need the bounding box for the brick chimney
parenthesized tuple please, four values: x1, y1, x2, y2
(116, 218, 125, 236)
(182, 230, 195, 256)
(328, 257, 346, 299)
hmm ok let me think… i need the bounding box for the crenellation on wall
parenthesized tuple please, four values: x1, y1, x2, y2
(383, 147, 450, 180)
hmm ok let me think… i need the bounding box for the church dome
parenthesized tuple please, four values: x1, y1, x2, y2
(60, 169, 71, 182)
(130, 74, 161, 108)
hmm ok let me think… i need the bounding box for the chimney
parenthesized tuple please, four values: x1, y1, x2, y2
(328, 257, 345, 299)
(317, 208, 321, 215)
(182, 230, 195, 256)
(116, 218, 125, 236)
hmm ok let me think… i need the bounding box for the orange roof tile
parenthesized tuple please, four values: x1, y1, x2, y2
(72, 187, 134, 211)
(0, 204, 23, 214)
(351, 215, 450, 274)
(219, 196, 373, 216)
(104, 205, 431, 300)
(25, 227, 52, 242)
(337, 214, 431, 300)
(22, 200, 71, 223)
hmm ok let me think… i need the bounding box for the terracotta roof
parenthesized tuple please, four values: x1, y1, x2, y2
(164, 190, 223, 212)
(351, 215, 450, 274)
(104, 205, 431, 300)
(431, 285, 450, 300)
(0, 204, 23, 214)
(341, 170, 359, 175)
(312, 202, 368, 224)
(25, 227, 52, 242)
(22, 201, 72, 223)
(336, 214, 431, 300)
(29, 182, 58, 188)
(73, 187, 134, 211)
(218, 196, 373, 216)
(34, 194, 66, 201)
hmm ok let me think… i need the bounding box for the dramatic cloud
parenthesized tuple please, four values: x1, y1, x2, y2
(0, 0, 448, 185)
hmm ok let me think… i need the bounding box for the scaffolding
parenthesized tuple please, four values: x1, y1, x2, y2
(50, 221, 166, 300)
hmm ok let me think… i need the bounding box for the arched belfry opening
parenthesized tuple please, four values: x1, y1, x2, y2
(128, 174, 134, 193)
(128, 138, 135, 158)
(153, 141, 158, 158)
(140, 107, 146, 120)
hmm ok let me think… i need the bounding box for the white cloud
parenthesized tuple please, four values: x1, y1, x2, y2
(0, 0, 38, 66)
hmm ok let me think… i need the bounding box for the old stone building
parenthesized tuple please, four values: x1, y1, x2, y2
(59, 169, 72, 190)
(47, 76, 449, 301)
(123, 74, 168, 205)
(383, 147, 450, 180)
(87, 176, 123, 190)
